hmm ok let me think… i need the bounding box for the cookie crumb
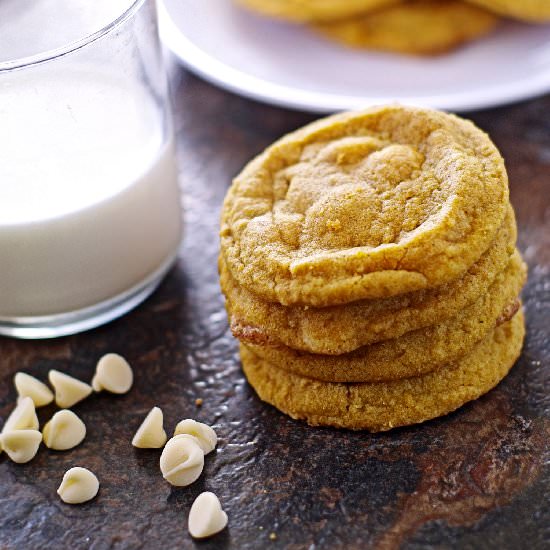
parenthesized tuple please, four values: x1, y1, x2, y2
(269, 532, 277, 541)
(195, 398, 203, 407)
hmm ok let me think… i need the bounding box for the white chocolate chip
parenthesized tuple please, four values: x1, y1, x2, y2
(132, 407, 167, 449)
(172, 433, 202, 447)
(0, 430, 42, 463)
(188, 492, 228, 539)
(57, 467, 99, 504)
(14, 372, 54, 407)
(92, 353, 133, 394)
(2, 397, 39, 434)
(174, 419, 217, 455)
(159, 435, 204, 487)
(48, 370, 92, 409)
(43, 410, 86, 451)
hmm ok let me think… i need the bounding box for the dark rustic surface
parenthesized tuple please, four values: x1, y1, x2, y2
(0, 70, 549, 550)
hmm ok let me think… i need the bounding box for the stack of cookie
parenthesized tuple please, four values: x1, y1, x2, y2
(219, 105, 526, 431)
(236, 0, 550, 55)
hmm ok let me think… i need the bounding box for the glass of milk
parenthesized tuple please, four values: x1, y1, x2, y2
(0, 0, 182, 338)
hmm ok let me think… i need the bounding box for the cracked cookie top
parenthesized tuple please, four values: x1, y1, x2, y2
(220, 106, 509, 306)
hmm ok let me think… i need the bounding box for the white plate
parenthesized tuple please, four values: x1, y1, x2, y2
(159, 0, 550, 113)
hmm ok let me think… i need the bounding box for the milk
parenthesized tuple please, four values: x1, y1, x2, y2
(0, 70, 182, 317)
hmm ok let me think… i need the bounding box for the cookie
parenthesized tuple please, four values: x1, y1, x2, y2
(240, 310, 525, 431)
(465, 0, 550, 21)
(311, 0, 498, 55)
(241, 251, 526, 383)
(220, 106, 509, 307)
(221, 206, 516, 354)
(236, 0, 400, 22)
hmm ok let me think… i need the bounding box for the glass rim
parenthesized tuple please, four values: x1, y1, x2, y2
(0, 0, 145, 73)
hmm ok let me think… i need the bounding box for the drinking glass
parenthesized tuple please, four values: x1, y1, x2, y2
(0, 0, 182, 338)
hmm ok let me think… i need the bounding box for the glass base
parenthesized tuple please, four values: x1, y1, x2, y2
(0, 254, 178, 339)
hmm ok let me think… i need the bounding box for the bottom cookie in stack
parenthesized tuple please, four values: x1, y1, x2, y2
(240, 310, 525, 432)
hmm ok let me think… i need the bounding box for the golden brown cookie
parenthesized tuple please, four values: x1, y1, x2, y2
(220, 106, 509, 307)
(240, 310, 525, 431)
(465, 0, 550, 21)
(312, 0, 498, 56)
(241, 251, 526, 382)
(236, 0, 400, 22)
(221, 206, 516, 354)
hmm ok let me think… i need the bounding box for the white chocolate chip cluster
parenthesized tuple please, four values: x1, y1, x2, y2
(131, 408, 218, 486)
(131, 408, 227, 538)
(1, 353, 134, 504)
(4, 356, 228, 538)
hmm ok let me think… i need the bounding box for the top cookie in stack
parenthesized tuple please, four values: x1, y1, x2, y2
(219, 105, 526, 431)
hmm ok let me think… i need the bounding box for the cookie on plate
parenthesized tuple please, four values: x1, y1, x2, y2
(236, 0, 400, 22)
(312, 0, 498, 55)
(240, 311, 525, 431)
(465, 0, 550, 21)
(221, 106, 510, 307)
(221, 206, 516, 354)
